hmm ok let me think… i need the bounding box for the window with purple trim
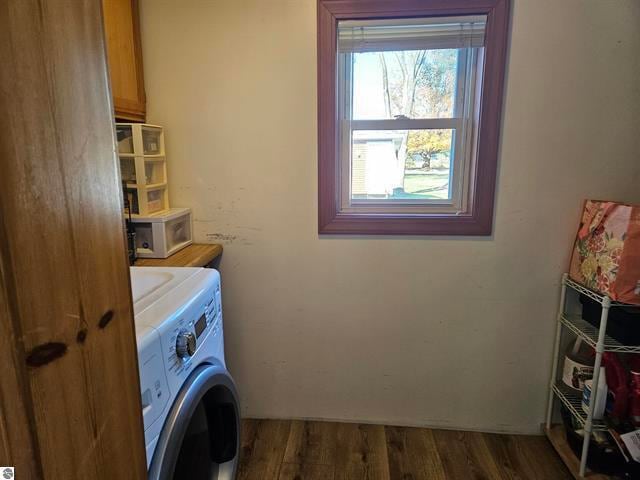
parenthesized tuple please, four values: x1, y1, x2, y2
(318, 0, 510, 235)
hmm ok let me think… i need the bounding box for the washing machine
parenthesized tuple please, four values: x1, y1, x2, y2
(130, 266, 239, 480)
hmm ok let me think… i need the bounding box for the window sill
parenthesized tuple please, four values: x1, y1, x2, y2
(318, 211, 493, 236)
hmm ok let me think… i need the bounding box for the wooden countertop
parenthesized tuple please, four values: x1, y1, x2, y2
(134, 243, 223, 268)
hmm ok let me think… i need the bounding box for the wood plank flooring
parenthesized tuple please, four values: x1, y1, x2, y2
(238, 419, 572, 480)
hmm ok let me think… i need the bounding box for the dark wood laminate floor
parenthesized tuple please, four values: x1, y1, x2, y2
(238, 419, 572, 480)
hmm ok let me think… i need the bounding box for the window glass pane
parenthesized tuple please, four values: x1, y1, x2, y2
(352, 50, 459, 120)
(351, 129, 453, 200)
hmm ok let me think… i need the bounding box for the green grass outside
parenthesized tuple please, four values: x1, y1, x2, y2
(392, 170, 450, 199)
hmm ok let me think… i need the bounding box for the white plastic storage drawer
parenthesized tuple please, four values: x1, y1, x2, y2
(131, 207, 193, 258)
(116, 124, 134, 154)
(141, 126, 163, 155)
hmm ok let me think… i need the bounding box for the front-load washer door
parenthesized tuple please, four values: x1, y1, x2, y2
(148, 364, 240, 480)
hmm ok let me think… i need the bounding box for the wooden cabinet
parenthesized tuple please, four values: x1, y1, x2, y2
(0, 0, 147, 475)
(103, 0, 146, 121)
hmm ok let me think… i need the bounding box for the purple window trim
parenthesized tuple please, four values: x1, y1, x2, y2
(317, 0, 510, 235)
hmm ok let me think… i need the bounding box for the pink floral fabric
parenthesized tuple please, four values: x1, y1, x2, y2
(569, 200, 640, 304)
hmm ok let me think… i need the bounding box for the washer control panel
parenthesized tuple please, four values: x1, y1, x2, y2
(175, 331, 196, 358)
(165, 288, 219, 377)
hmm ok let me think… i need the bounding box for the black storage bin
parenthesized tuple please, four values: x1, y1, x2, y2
(559, 406, 635, 477)
(580, 295, 640, 345)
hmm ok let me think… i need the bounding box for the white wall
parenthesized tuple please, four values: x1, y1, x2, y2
(139, 0, 640, 433)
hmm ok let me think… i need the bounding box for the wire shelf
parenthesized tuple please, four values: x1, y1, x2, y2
(546, 274, 637, 477)
(552, 381, 608, 431)
(563, 276, 633, 307)
(559, 314, 640, 353)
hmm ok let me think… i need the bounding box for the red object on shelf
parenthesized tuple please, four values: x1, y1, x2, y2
(629, 356, 640, 427)
(602, 353, 628, 421)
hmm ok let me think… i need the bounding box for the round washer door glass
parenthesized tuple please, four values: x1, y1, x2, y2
(149, 365, 239, 480)
(174, 385, 237, 479)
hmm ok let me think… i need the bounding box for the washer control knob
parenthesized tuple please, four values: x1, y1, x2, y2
(175, 332, 196, 358)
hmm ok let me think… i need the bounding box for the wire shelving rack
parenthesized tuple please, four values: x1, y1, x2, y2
(545, 273, 640, 478)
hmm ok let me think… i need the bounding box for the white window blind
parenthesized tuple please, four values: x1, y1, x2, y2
(338, 16, 486, 52)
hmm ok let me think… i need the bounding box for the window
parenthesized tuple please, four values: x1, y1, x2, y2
(318, 0, 511, 235)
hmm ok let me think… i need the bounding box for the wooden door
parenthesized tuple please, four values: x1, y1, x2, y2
(0, 1, 147, 478)
(103, 0, 147, 121)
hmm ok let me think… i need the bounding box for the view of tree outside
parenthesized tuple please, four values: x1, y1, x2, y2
(352, 49, 458, 199)
(378, 50, 457, 119)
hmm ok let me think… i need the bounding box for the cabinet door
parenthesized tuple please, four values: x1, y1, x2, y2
(103, 0, 146, 121)
(0, 0, 147, 476)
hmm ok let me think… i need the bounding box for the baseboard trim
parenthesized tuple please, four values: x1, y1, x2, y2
(239, 413, 543, 436)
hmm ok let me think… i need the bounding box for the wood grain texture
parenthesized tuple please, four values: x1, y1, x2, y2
(134, 243, 223, 267)
(503, 433, 580, 480)
(238, 419, 292, 480)
(0, 0, 146, 477)
(317, 0, 511, 235)
(433, 429, 507, 479)
(0, 248, 41, 477)
(333, 423, 390, 480)
(239, 419, 574, 480)
(385, 425, 446, 480)
(544, 425, 609, 480)
(483, 433, 533, 480)
(102, 0, 146, 121)
(283, 420, 339, 466)
(279, 463, 335, 480)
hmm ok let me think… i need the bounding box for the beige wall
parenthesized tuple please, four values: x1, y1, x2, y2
(139, 0, 640, 433)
